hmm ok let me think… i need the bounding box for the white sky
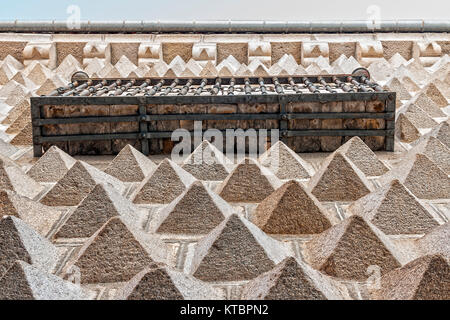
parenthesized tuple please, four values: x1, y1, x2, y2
(0, 0, 449, 21)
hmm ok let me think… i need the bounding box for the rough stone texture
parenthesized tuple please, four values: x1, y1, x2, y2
(408, 136, 450, 174)
(400, 103, 438, 129)
(0, 216, 58, 277)
(104, 144, 156, 182)
(372, 254, 450, 300)
(190, 214, 289, 282)
(0, 261, 91, 300)
(241, 257, 343, 300)
(396, 113, 421, 143)
(10, 122, 33, 146)
(329, 42, 356, 65)
(151, 181, 234, 235)
(308, 151, 372, 202)
(334, 136, 388, 177)
(258, 141, 314, 180)
(116, 263, 222, 300)
(217, 158, 282, 203)
(252, 180, 332, 235)
(217, 43, 248, 65)
(54, 184, 140, 239)
(348, 180, 439, 235)
(41, 160, 126, 206)
(0, 189, 62, 237)
(27, 146, 76, 182)
(132, 158, 196, 204)
(162, 43, 194, 64)
(182, 140, 232, 181)
(271, 42, 302, 64)
(379, 153, 450, 200)
(382, 41, 413, 60)
(0, 155, 44, 199)
(416, 223, 449, 258)
(110, 43, 139, 65)
(55, 42, 85, 67)
(0, 42, 27, 61)
(304, 216, 401, 281)
(423, 83, 448, 107)
(67, 216, 167, 284)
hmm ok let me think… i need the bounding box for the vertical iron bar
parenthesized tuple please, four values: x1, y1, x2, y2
(31, 101, 43, 157)
(139, 103, 149, 155)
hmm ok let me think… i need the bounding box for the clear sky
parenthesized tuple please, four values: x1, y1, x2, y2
(0, 0, 448, 21)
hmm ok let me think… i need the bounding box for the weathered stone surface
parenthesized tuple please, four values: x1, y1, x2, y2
(379, 153, 450, 200)
(0, 189, 62, 237)
(41, 160, 126, 206)
(304, 216, 401, 281)
(408, 136, 450, 174)
(348, 180, 439, 235)
(308, 151, 372, 202)
(252, 180, 332, 235)
(396, 113, 421, 143)
(0, 261, 91, 300)
(0, 155, 44, 199)
(0, 216, 58, 277)
(27, 146, 76, 182)
(190, 214, 289, 282)
(372, 254, 450, 300)
(258, 141, 314, 180)
(54, 184, 140, 239)
(182, 140, 232, 181)
(416, 223, 449, 258)
(116, 263, 222, 300)
(104, 144, 156, 182)
(217, 158, 282, 203)
(151, 181, 233, 235)
(66, 216, 167, 284)
(334, 136, 388, 177)
(132, 158, 196, 204)
(241, 257, 344, 300)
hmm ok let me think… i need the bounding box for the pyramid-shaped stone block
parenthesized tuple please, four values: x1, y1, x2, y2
(348, 180, 439, 234)
(307, 151, 372, 202)
(41, 160, 126, 206)
(0, 261, 91, 300)
(66, 216, 167, 284)
(378, 153, 450, 199)
(27, 146, 76, 182)
(0, 155, 44, 199)
(258, 141, 314, 179)
(217, 158, 282, 203)
(416, 223, 449, 258)
(104, 144, 156, 182)
(190, 214, 289, 282)
(423, 83, 448, 107)
(373, 254, 450, 300)
(132, 158, 196, 204)
(116, 263, 222, 300)
(182, 140, 232, 181)
(408, 136, 450, 174)
(54, 184, 140, 239)
(252, 180, 332, 235)
(241, 257, 344, 300)
(151, 181, 234, 235)
(0, 216, 58, 276)
(0, 189, 62, 236)
(334, 137, 388, 177)
(304, 216, 401, 280)
(396, 113, 421, 143)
